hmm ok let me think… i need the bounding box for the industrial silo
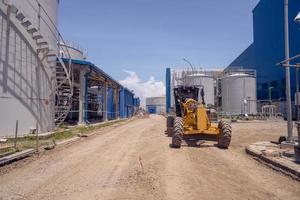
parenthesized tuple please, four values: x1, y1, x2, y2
(221, 72, 257, 115)
(0, 0, 59, 137)
(185, 74, 215, 106)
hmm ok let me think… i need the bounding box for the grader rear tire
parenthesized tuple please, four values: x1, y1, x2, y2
(167, 116, 174, 128)
(172, 117, 183, 148)
(166, 116, 175, 137)
(217, 120, 232, 149)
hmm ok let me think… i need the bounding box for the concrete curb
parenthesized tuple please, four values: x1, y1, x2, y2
(246, 145, 300, 181)
(0, 149, 35, 167)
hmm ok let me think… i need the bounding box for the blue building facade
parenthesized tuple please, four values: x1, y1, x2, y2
(107, 88, 116, 120)
(119, 88, 139, 119)
(228, 0, 300, 101)
(133, 97, 141, 108)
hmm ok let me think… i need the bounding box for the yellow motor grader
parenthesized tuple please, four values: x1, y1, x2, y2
(166, 86, 231, 148)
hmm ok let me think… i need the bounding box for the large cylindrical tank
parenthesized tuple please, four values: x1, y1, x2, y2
(12, 0, 59, 51)
(185, 74, 215, 106)
(221, 73, 257, 115)
(146, 97, 166, 114)
(0, 0, 59, 137)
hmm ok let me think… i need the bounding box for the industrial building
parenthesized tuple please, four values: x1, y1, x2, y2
(166, 68, 257, 115)
(0, 0, 139, 137)
(227, 0, 300, 103)
(146, 97, 166, 114)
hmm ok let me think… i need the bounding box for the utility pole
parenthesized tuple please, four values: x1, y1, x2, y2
(284, 0, 293, 142)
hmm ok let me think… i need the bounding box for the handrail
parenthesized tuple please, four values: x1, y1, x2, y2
(24, 0, 71, 59)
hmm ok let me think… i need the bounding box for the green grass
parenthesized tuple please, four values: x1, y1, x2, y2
(0, 119, 125, 156)
(53, 130, 74, 140)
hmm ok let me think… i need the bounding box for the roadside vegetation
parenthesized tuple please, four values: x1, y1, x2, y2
(0, 119, 127, 158)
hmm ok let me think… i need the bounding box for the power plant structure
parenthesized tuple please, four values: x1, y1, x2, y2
(227, 0, 300, 116)
(146, 97, 166, 114)
(166, 67, 257, 116)
(0, 0, 140, 138)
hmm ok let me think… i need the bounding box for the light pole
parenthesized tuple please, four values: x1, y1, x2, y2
(284, 0, 293, 142)
(182, 58, 195, 71)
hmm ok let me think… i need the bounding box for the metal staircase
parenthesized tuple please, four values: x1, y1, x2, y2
(7, 2, 73, 127)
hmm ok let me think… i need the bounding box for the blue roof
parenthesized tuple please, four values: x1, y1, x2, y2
(62, 58, 122, 87)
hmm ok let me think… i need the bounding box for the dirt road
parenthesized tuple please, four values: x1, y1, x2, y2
(0, 116, 299, 200)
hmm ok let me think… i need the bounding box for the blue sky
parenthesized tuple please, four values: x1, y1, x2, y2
(59, 0, 259, 100)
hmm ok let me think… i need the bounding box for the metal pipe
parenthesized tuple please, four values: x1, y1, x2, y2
(277, 54, 300, 66)
(284, 0, 293, 142)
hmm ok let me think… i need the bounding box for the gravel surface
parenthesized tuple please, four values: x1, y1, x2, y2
(0, 116, 299, 200)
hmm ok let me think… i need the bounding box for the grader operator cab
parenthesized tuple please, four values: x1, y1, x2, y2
(167, 86, 232, 148)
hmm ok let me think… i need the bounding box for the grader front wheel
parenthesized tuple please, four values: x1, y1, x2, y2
(217, 120, 232, 149)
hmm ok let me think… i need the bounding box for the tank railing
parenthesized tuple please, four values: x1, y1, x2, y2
(223, 68, 256, 77)
(64, 40, 88, 59)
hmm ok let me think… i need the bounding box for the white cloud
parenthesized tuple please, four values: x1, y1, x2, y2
(119, 70, 165, 107)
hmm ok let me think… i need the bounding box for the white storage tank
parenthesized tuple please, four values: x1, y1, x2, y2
(11, 0, 59, 51)
(146, 97, 166, 114)
(221, 72, 257, 115)
(185, 74, 215, 106)
(0, 0, 59, 137)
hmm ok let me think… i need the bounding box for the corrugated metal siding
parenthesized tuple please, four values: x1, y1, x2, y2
(119, 88, 135, 119)
(107, 88, 115, 120)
